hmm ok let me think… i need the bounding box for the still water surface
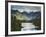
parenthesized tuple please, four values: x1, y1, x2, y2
(21, 23, 38, 31)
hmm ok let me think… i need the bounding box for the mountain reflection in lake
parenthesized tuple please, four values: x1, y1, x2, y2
(21, 23, 38, 31)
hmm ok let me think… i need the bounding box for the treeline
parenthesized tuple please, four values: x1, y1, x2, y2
(32, 16, 41, 30)
(11, 15, 22, 31)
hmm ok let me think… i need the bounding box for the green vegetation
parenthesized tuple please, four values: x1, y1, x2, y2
(11, 15, 22, 31)
(11, 10, 41, 31)
(32, 17, 41, 30)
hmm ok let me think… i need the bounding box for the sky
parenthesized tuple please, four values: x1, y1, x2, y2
(11, 5, 41, 13)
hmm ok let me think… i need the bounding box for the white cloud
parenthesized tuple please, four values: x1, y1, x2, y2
(12, 8, 40, 13)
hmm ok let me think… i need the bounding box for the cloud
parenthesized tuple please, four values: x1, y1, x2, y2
(11, 5, 41, 13)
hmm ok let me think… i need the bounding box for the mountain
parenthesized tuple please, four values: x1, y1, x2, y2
(11, 10, 41, 20)
(11, 10, 20, 14)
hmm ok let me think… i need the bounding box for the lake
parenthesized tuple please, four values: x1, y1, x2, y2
(21, 23, 38, 31)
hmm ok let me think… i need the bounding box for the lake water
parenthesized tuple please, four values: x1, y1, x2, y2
(21, 23, 38, 31)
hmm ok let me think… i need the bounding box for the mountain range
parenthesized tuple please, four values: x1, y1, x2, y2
(11, 10, 41, 20)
